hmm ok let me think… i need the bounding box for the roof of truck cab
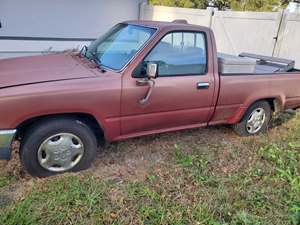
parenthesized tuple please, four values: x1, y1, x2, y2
(125, 20, 211, 32)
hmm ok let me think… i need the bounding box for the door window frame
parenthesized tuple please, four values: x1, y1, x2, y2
(132, 30, 209, 78)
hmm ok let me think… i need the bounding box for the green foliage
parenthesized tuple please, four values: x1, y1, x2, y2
(230, 0, 289, 11)
(150, 0, 206, 9)
(259, 142, 300, 225)
(0, 176, 13, 188)
(0, 176, 108, 225)
(174, 144, 195, 167)
(150, 0, 291, 11)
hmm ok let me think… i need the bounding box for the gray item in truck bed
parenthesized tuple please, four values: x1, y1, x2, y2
(239, 52, 295, 72)
(255, 64, 280, 73)
(218, 53, 256, 74)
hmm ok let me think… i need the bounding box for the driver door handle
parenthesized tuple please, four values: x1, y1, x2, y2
(197, 82, 210, 89)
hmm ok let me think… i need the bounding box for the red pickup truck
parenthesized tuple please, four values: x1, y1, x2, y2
(1, 20, 300, 177)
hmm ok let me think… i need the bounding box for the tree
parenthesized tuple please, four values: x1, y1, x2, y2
(229, 0, 289, 11)
(149, 0, 206, 8)
(149, 0, 291, 11)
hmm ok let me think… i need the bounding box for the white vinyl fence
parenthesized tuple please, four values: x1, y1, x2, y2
(273, 12, 300, 67)
(140, 4, 300, 68)
(211, 11, 283, 56)
(141, 5, 212, 27)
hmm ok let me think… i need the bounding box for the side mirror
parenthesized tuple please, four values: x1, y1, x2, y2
(146, 63, 157, 79)
(136, 63, 157, 105)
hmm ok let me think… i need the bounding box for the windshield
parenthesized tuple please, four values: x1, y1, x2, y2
(86, 24, 156, 71)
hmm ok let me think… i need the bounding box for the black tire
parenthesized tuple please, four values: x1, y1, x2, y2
(233, 101, 272, 136)
(20, 118, 98, 177)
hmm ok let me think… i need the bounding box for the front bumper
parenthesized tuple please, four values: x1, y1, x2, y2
(0, 130, 16, 160)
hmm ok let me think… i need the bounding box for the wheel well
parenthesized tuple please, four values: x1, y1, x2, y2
(15, 113, 105, 146)
(263, 98, 282, 113)
(248, 98, 280, 113)
(236, 98, 280, 124)
(265, 98, 275, 112)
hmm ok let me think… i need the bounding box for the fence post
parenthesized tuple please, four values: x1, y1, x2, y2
(206, 7, 217, 28)
(207, 7, 213, 28)
(272, 10, 286, 57)
(139, 2, 147, 20)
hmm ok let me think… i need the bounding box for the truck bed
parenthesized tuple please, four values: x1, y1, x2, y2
(211, 70, 300, 125)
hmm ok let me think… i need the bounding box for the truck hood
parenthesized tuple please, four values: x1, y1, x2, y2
(0, 54, 97, 88)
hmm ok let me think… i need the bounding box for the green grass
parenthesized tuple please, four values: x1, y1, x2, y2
(0, 112, 299, 225)
(0, 176, 13, 188)
(0, 176, 109, 225)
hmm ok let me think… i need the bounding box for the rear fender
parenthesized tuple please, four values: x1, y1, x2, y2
(227, 95, 285, 124)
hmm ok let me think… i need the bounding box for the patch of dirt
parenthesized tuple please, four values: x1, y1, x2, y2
(0, 142, 35, 208)
(0, 179, 35, 208)
(0, 142, 27, 180)
(89, 125, 246, 182)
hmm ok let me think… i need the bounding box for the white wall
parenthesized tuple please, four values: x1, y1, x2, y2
(2, 2, 300, 68)
(0, 0, 145, 58)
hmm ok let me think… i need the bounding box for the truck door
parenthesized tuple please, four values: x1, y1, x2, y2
(121, 31, 216, 135)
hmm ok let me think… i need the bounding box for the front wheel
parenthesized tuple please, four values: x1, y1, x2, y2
(20, 118, 98, 177)
(233, 101, 272, 136)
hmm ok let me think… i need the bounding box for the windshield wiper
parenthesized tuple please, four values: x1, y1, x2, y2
(90, 51, 102, 66)
(79, 45, 88, 57)
(79, 45, 106, 72)
(89, 51, 106, 72)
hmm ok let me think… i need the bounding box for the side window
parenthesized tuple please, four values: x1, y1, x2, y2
(144, 32, 207, 76)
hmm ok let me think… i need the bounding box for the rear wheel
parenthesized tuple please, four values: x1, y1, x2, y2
(233, 101, 272, 136)
(20, 118, 98, 177)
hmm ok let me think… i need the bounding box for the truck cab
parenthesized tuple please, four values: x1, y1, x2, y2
(119, 20, 219, 136)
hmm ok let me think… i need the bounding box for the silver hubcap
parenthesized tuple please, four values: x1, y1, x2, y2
(37, 133, 84, 172)
(246, 108, 266, 134)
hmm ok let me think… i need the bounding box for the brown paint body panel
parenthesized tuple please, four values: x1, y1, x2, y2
(0, 20, 300, 142)
(0, 54, 97, 88)
(210, 73, 300, 125)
